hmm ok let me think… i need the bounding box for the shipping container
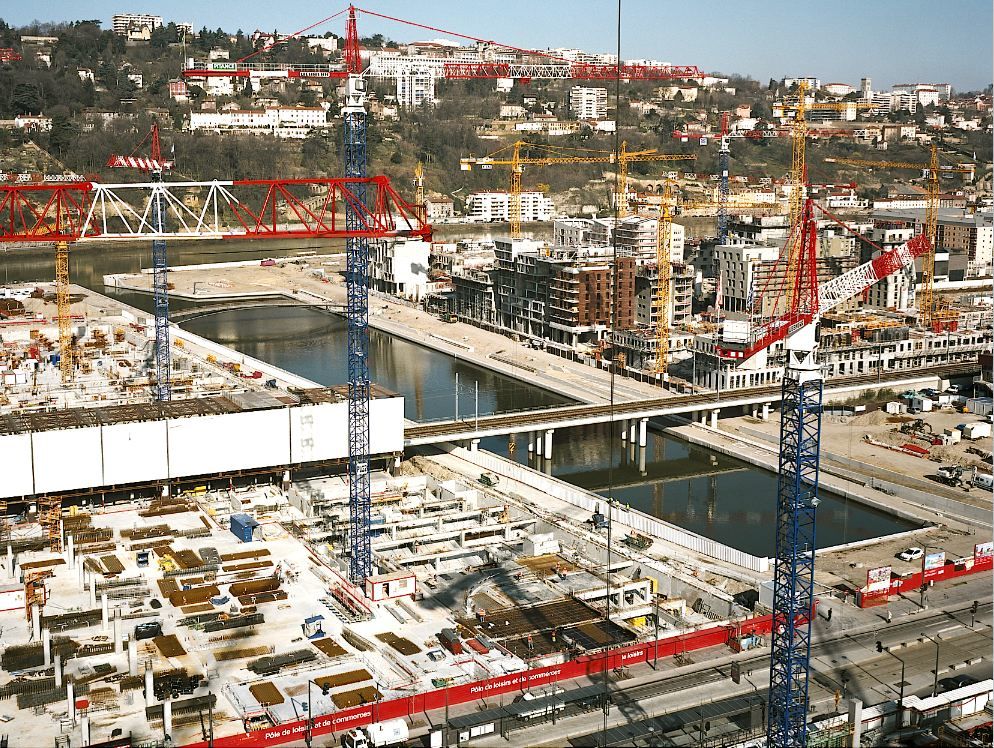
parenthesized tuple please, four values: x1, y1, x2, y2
(229, 513, 259, 543)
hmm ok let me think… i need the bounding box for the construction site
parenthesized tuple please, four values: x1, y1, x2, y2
(0, 3, 990, 748)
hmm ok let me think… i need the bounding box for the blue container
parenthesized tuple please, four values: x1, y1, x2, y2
(229, 513, 259, 543)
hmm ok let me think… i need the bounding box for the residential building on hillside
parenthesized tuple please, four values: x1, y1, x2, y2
(569, 87, 607, 119)
(188, 105, 329, 138)
(112, 13, 163, 37)
(397, 71, 435, 108)
(466, 192, 554, 223)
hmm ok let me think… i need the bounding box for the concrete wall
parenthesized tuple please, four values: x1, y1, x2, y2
(0, 397, 403, 499)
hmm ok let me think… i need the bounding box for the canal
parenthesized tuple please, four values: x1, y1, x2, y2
(2, 241, 919, 556)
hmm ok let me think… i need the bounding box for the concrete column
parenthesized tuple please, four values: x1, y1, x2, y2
(6, 544, 13, 579)
(543, 429, 553, 460)
(527, 432, 535, 452)
(638, 418, 648, 448)
(89, 577, 96, 609)
(751, 406, 758, 419)
(620, 419, 628, 441)
(80, 714, 90, 747)
(393, 455, 401, 469)
(628, 421, 637, 443)
(101, 593, 109, 631)
(128, 637, 138, 676)
(54, 654, 63, 688)
(144, 664, 155, 707)
(848, 698, 863, 748)
(699, 411, 707, 426)
(710, 409, 719, 429)
(163, 698, 173, 740)
(761, 402, 771, 421)
(113, 610, 122, 654)
(31, 603, 41, 640)
(66, 535, 74, 570)
(66, 682, 75, 724)
(43, 628, 51, 666)
(638, 446, 647, 476)
(470, 439, 480, 452)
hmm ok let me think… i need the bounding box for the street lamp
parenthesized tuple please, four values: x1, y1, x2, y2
(876, 641, 906, 726)
(921, 632, 941, 697)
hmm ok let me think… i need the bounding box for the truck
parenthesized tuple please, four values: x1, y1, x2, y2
(936, 465, 965, 487)
(962, 422, 992, 440)
(343, 720, 409, 748)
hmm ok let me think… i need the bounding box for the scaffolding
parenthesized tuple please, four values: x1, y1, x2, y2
(39, 497, 63, 554)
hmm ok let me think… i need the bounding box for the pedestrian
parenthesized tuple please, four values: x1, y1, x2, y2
(886, 610, 892, 623)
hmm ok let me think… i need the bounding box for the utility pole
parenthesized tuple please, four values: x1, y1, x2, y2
(921, 633, 941, 697)
(877, 641, 906, 725)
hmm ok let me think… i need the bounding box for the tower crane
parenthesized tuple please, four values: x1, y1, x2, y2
(460, 141, 695, 238)
(339, 5, 375, 584)
(778, 81, 874, 315)
(825, 144, 975, 330)
(412, 160, 429, 224)
(712, 203, 931, 746)
(106, 123, 174, 400)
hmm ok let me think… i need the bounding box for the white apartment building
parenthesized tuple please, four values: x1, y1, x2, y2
(371, 239, 430, 300)
(864, 227, 916, 310)
(397, 71, 435, 108)
(189, 106, 328, 138)
(824, 82, 855, 96)
(783, 76, 821, 91)
(614, 215, 685, 264)
(112, 13, 163, 36)
(893, 82, 952, 103)
(569, 86, 608, 119)
(716, 243, 780, 313)
(466, 191, 554, 223)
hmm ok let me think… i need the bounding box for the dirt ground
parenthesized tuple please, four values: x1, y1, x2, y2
(729, 405, 993, 506)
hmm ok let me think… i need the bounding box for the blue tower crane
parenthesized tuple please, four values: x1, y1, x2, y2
(766, 199, 822, 747)
(342, 6, 372, 584)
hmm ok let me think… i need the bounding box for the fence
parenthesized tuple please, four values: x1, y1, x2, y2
(181, 614, 777, 748)
(459, 448, 770, 573)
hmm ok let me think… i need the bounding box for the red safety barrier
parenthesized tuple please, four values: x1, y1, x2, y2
(183, 614, 777, 748)
(858, 554, 992, 607)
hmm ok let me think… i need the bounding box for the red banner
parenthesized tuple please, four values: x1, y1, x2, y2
(182, 615, 778, 748)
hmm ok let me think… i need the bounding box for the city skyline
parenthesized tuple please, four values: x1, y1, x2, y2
(3, 0, 992, 91)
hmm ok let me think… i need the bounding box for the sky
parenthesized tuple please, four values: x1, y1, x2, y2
(5, 0, 992, 91)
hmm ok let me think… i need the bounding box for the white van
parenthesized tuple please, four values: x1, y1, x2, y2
(972, 472, 994, 491)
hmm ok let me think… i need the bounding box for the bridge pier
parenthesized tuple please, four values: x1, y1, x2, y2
(620, 419, 628, 441)
(628, 421, 637, 443)
(699, 411, 707, 426)
(761, 402, 771, 421)
(638, 418, 648, 448)
(638, 445, 647, 476)
(543, 429, 554, 460)
(710, 409, 719, 429)
(469, 438, 480, 452)
(527, 432, 535, 453)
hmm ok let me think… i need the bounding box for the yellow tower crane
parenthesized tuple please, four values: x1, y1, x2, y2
(634, 189, 778, 374)
(460, 141, 695, 239)
(55, 241, 74, 382)
(413, 161, 426, 211)
(826, 144, 974, 329)
(779, 81, 875, 315)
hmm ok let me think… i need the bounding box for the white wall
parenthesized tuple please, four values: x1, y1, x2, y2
(102, 420, 169, 485)
(167, 410, 290, 477)
(0, 396, 404, 498)
(33, 427, 103, 494)
(0, 434, 34, 498)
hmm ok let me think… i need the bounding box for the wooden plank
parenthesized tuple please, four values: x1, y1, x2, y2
(249, 681, 284, 706)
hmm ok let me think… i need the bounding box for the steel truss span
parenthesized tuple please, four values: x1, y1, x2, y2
(767, 376, 822, 747)
(0, 178, 430, 243)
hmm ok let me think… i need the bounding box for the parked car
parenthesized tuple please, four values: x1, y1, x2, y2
(896, 547, 924, 562)
(921, 388, 941, 398)
(946, 384, 962, 394)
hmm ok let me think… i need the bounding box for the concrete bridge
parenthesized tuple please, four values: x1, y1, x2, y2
(404, 363, 977, 457)
(171, 298, 345, 323)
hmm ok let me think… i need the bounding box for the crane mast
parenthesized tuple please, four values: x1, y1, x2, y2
(342, 6, 373, 584)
